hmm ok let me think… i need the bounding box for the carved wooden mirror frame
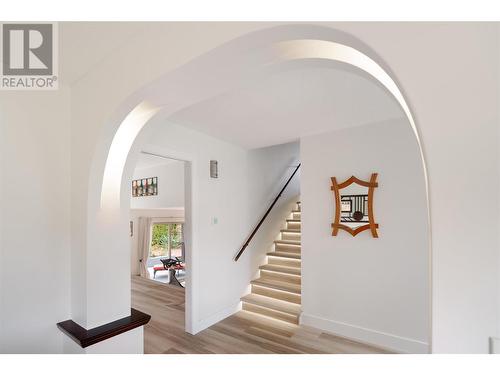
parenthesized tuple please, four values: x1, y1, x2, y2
(331, 173, 379, 237)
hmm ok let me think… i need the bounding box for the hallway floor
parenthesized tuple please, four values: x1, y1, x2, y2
(131, 276, 392, 354)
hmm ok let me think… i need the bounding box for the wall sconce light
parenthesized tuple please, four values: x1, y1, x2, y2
(210, 160, 218, 178)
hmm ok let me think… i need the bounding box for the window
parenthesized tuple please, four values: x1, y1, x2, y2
(150, 223, 184, 259)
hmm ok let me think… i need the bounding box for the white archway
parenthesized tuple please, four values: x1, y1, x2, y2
(86, 25, 432, 346)
(101, 39, 427, 210)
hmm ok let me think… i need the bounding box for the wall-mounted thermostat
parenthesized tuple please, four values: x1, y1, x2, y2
(210, 160, 218, 178)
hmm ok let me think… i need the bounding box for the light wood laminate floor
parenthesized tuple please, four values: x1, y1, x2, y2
(131, 276, 392, 354)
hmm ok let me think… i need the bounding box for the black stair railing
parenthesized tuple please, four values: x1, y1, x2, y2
(234, 163, 301, 262)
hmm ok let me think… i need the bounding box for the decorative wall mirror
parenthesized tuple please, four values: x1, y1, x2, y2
(331, 173, 379, 237)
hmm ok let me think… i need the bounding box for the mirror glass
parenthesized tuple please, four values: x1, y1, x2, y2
(340, 183, 370, 230)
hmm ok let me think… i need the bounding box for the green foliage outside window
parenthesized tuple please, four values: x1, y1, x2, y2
(150, 223, 183, 258)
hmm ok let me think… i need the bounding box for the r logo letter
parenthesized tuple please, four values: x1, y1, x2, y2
(2, 24, 53, 75)
(28, 29, 48, 69)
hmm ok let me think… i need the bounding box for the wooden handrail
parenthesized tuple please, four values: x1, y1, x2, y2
(57, 308, 151, 348)
(234, 163, 301, 262)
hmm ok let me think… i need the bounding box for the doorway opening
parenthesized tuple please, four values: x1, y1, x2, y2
(130, 152, 188, 288)
(149, 222, 185, 285)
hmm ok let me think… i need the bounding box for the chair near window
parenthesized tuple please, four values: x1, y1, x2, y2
(152, 264, 166, 279)
(152, 258, 174, 278)
(159, 257, 185, 288)
(160, 257, 179, 269)
(152, 257, 180, 278)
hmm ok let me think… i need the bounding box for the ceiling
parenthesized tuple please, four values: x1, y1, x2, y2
(59, 23, 407, 150)
(58, 22, 276, 85)
(166, 66, 405, 149)
(59, 22, 151, 84)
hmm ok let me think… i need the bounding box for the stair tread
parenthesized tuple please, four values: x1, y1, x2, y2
(260, 264, 301, 275)
(286, 219, 301, 222)
(267, 251, 301, 259)
(275, 239, 301, 246)
(251, 277, 301, 294)
(280, 229, 301, 233)
(241, 294, 301, 315)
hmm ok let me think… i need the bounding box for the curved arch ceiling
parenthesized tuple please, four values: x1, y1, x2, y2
(166, 63, 405, 149)
(100, 34, 425, 210)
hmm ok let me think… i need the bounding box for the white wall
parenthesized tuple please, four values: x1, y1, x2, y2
(128, 143, 302, 281)
(140, 121, 300, 333)
(301, 118, 430, 353)
(129, 208, 185, 275)
(334, 22, 499, 353)
(140, 121, 247, 332)
(245, 141, 301, 278)
(62, 327, 143, 354)
(0, 87, 71, 353)
(131, 161, 185, 209)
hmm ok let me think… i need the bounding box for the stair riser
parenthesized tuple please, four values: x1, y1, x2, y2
(292, 213, 301, 220)
(268, 256, 301, 268)
(268, 252, 301, 260)
(281, 232, 301, 241)
(260, 270, 301, 285)
(242, 302, 299, 324)
(252, 284, 301, 304)
(260, 265, 301, 275)
(287, 222, 301, 230)
(275, 244, 301, 253)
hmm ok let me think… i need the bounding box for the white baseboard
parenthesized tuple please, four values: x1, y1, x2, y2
(192, 301, 242, 334)
(300, 313, 429, 354)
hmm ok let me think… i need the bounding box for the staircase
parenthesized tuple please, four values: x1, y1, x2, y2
(241, 201, 302, 324)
